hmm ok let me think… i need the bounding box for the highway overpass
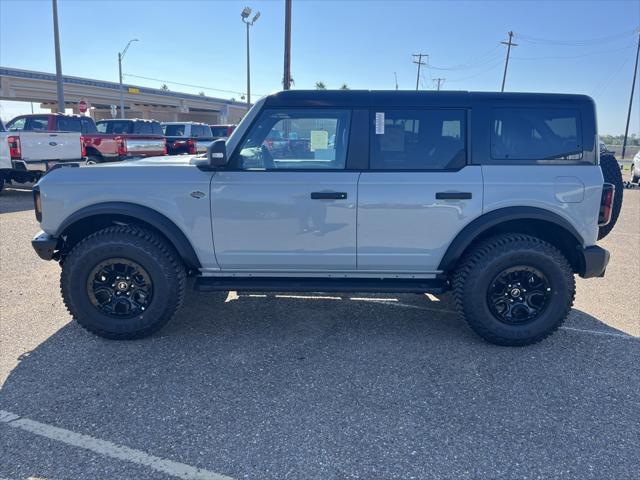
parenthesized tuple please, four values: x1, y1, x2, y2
(0, 67, 248, 124)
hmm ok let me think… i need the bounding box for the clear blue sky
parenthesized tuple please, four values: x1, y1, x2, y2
(1, 0, 638, 135)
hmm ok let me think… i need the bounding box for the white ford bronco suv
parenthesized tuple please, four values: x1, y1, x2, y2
(32, 91, 617, 346)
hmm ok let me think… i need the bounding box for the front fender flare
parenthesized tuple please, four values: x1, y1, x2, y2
(56, 202, 201, 270)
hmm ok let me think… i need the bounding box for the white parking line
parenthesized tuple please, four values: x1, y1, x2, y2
(0, 410, 234, 480)
(559, 326, 638, 340)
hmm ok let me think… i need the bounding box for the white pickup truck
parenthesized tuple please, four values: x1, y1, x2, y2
(0, 118, 82, 192)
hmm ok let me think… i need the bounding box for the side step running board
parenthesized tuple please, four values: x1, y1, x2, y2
(195, 277, 447, 294)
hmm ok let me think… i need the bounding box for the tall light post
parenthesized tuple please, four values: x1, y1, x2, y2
(118, 38, 139, 119)
(51, 0, 65, 113)
(241, 7, 260, 109)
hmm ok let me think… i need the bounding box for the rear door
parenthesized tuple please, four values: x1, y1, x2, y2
(211, 108, 359, 271)
(357, 108, 483, 273)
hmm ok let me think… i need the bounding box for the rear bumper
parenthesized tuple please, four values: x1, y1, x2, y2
(578, 245, 610, 278)
(32, 231, 58, 261)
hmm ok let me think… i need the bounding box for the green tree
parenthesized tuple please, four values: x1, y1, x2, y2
(198, 91, 206, 96)
(339, 83, 350, 90)
(315, 81, 326, 90)
(160, 84, 169, 92)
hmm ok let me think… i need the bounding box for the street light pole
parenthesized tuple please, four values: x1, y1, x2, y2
(241, 7, 260, 110)
(118, 39, 139, 119)
(283, 0, 292, 90)
(246, 20, 251, 107)
(51, 0, 64, 113)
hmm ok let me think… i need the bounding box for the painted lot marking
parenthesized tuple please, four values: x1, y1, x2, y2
(0, 410, 234, 480)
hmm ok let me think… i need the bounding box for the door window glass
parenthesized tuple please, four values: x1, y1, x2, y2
(371, 109, 466, 170)
(26, 116, 51, 131)
(6, 117, 26, 131)
(57, 116, 81, 132)
(491, 108, 582, 160)
(134, 121, 152, 134)
(236, 109, 351, 170)
(163, 124, 186, 137)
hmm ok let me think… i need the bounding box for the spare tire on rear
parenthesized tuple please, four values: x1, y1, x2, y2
(598, 153, 623, 240)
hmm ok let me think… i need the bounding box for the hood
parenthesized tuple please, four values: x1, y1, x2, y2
(91, 154, 203, 168)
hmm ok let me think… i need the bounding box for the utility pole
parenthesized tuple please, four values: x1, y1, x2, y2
(283, 0, 292, 90)
(500, 31, 517, 92)
(412, 53, 428, 91)
(394, 72, 398, 90)
(51, 0, 64, 113)
(622, 29, 640, 160)
(433, 78, 445, 91)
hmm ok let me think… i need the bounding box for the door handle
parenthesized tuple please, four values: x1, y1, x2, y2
(436, 192, 472, 200)
(310, 191, 348, 200)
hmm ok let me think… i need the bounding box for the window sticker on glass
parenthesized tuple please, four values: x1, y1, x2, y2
(375, 112, 385, 134)
(310, 130, 329, 151)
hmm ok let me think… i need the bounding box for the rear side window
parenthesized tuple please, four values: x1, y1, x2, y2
(80, 117, 97, 134)
(163, 124, 186, 136)
(134, 121, 153, 134)
(96, 120, 133, 134)
(26, 116, 51, 131)
(491, 108, 582, 161)
(57, 116, 82, 132)
(151, 122, 163, 135)
(7, 117, 27, 131)
(371, 109, 466, 170)
(211, 126, 229, 137)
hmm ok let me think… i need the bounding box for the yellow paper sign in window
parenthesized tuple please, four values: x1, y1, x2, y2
(310, 130, 329, 151)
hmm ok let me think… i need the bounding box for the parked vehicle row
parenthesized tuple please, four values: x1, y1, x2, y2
(2, 113, 238, 170)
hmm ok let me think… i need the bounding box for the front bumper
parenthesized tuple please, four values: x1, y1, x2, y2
(32, 231, 58, 260)
(578, 245, 610, 278)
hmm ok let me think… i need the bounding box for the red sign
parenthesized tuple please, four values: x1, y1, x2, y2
(78, 100, 88, 113)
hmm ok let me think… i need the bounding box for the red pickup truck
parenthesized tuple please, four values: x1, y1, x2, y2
(5, 114, 167, 163)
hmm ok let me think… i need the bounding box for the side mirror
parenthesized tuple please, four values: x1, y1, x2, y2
(207, 139, 228, 168)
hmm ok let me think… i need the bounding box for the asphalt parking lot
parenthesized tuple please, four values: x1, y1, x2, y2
(1, 183, 638, 480)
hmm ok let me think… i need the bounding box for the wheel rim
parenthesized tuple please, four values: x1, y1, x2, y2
(487, 266, 552, 325)
(86, 258, 153, 318)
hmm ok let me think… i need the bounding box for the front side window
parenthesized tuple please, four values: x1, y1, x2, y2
(491, 108, 582, 161)
(236, 109, 351, 170)
(371, 109, 466, 170)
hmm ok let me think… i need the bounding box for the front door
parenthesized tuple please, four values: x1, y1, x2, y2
(357, 107, 483, 273)
(211, 108, 358, 271)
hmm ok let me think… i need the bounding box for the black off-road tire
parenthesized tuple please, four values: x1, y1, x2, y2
(85, 155, 101, 165)
(61, 225, 186, 339)
(0, 172, 5, 194)
(598, 153, 623, 239)
(452, 234, 575, 346)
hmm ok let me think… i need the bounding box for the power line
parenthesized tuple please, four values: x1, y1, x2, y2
(428, 45, 503, 71)
(500, 31, 518, 92)
(517, 28, 638, 46)
(433, 78, 445, 90)
(122, 73, 266, 98)
(512, 43, 636, 61)
(412, 53, 428, 91)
